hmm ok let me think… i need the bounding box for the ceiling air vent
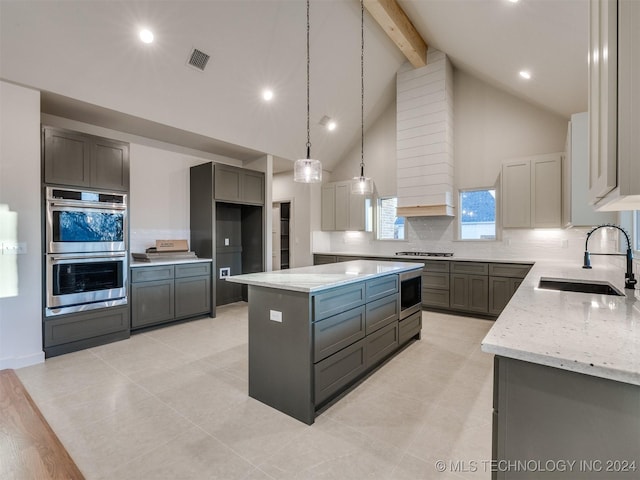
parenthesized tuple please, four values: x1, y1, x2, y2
(187, 48, 210, 71)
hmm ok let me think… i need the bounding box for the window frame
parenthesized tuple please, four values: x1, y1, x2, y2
(456, 187, 499, 242)
(375, 196, 407, 241)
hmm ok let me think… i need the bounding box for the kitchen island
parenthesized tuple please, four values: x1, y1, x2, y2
(225, 260, 423, 424)
(482, 261, 640, 479)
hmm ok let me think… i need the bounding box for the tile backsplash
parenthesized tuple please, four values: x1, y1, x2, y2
(315, 216, 625, 268)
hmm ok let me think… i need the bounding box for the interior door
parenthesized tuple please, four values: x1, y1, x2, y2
(272, 204, 281, 271)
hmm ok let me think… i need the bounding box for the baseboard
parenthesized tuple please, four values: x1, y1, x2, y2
(0, 350, 45, 370)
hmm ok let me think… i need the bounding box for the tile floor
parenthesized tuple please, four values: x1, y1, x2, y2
(17, 303, 495, 480)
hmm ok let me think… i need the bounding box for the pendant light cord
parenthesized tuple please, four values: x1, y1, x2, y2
(306, 0, 311, 160)
(360, 0, 365, 178)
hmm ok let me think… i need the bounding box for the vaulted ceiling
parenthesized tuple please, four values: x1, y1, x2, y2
(0, 0, 587, 173)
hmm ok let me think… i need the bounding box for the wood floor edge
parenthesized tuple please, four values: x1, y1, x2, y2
(0, 368, 85, 480)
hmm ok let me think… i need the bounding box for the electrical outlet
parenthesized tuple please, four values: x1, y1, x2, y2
(2, 242, 26, 255)
(269, 310, 282, 322)
(219, 267, 230, 279)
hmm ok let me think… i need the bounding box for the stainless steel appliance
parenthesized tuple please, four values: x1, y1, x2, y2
(44, 187, 128, 316)
(399, 269, 422, 320)
(45, 252, 128, 316)
(45, 187, 127, 254)
(395, 251, 454, 257)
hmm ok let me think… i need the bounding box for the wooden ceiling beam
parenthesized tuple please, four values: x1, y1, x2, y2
(364, 0, 428, 68)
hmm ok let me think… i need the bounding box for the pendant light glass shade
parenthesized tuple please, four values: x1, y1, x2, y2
(294, 158, 322, 183)
(294, 0, 322, 184)
(352, 0, 373, 195)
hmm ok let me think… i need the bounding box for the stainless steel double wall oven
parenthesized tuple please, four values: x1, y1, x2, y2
(44, 187, 128, 316)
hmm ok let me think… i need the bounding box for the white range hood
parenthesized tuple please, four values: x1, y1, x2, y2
(396, 49, 455, 217)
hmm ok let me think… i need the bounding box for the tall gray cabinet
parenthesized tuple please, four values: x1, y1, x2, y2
(190, 162, 265, 313)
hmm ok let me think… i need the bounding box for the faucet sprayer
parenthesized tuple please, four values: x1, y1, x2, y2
(583, 224, 637, 289)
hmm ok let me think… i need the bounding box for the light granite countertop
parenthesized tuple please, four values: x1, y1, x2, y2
(224, 260, 423, 293)
(481, 259, 640, 386)
(130, 258, 212, 268)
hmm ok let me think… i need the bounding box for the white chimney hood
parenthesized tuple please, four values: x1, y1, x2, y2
(396, 50, 455, 217)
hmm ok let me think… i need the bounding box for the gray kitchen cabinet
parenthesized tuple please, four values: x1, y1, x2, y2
(131, 262, 211, 330)
(313, 254, 338, 265)
(321, 181, 366, 231)
(488, 262, 531, 315)
(449, 261, 489, 314)
(43, 304, 130, 358)
(502, 154, 561, 228)
(493, 356, 640, 480)
(247, 269, 419, 424)
(43, 126, 129, 191)
(589, 0, 640, 210)
(214, 163, 265, 205)
(422, 260, 450, 309)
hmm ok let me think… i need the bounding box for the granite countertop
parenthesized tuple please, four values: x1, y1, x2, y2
(481, 260, 640, 386)
(224, 260, 423, 293)
(130, 258, 213, 268)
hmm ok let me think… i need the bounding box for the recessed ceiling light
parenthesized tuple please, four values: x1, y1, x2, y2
(327, 121, 337, 131)
(262, 89, 274, 101)
(508, 0, 520, 3)
(139, 29, 154, 44)
(519, 70, 531, 80)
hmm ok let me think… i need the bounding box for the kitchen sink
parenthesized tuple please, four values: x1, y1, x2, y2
(537, 277, 624, 296)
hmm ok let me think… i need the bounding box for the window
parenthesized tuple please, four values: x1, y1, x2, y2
(459, 189, 496, 240)
(635, 211, 640, 252)
(376, 197, 405, 240)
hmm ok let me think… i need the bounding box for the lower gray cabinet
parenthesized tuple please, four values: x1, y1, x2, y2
(131, 262, 211, 329)
(488, 277, 521, 315)
(450, 273, 489, 314)
(43, 305, 130, 357)
(313, 254, 338, 265)
(365, 321, 399, 366)
(314, 338, 367, 405)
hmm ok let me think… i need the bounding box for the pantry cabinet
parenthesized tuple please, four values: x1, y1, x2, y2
(502, 154, 562, 228)
(321, 181, 366, 231)
(42, 126, 129, 191)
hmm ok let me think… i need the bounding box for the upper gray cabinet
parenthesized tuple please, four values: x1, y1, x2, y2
(562, 112, 616, 227)
(502, 154, 562, 228)
(321, 181, 365, 231)
(214, 163, 264, 205)
(43, 126, 129, 191)
(589, 0, 640, 210)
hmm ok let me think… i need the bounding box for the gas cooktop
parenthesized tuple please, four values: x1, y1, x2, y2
(395, 251, 454, 257)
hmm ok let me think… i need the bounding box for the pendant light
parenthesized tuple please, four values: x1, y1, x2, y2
(294, 0, 322, 183)
(352, 0, 373, 195)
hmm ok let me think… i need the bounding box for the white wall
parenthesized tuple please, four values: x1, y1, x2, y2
(0, 81, 44, 369)
(329, 102, 397, 197)
(454, 69, 568, 189)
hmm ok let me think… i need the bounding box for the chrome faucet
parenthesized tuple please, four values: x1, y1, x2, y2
(583, 224, 637, 289)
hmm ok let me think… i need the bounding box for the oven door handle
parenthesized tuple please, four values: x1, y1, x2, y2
(48, 201, 127, 211)
(49, 253, 127, 262)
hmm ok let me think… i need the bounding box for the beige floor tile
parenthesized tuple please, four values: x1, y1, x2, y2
(106, 426, 255, 480)
(18, 304, 496, 480)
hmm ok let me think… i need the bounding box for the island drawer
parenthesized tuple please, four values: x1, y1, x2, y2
(488, 263, 531, 278)
(365, 321, 399, 367)
(175, 263, 211, 278)
(315, 338, 367, 404)
(450, 261, 489, 275)
(365, 275, 398, 302)
(365, 293, 399, 334)
(314, 306, 366, 363)
(131, 265, 175, 283)
(399, 311, 422, 345)
(313, 283, 366, 321)
(422, 260, 450, 273)
(422, 272, 449, 290)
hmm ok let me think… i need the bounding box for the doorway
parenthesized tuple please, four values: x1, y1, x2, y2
(272, 201, 291, 270)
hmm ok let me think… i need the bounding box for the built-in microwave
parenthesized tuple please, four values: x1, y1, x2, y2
(45, 187, 127, 254)
(399, 269, 422, 320)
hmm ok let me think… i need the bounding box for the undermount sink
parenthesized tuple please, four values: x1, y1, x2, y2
(538, 277, 625, 296)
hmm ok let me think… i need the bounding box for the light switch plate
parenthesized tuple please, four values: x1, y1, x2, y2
(224, 238, 230, 246)
(269, 310, 282, 322)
